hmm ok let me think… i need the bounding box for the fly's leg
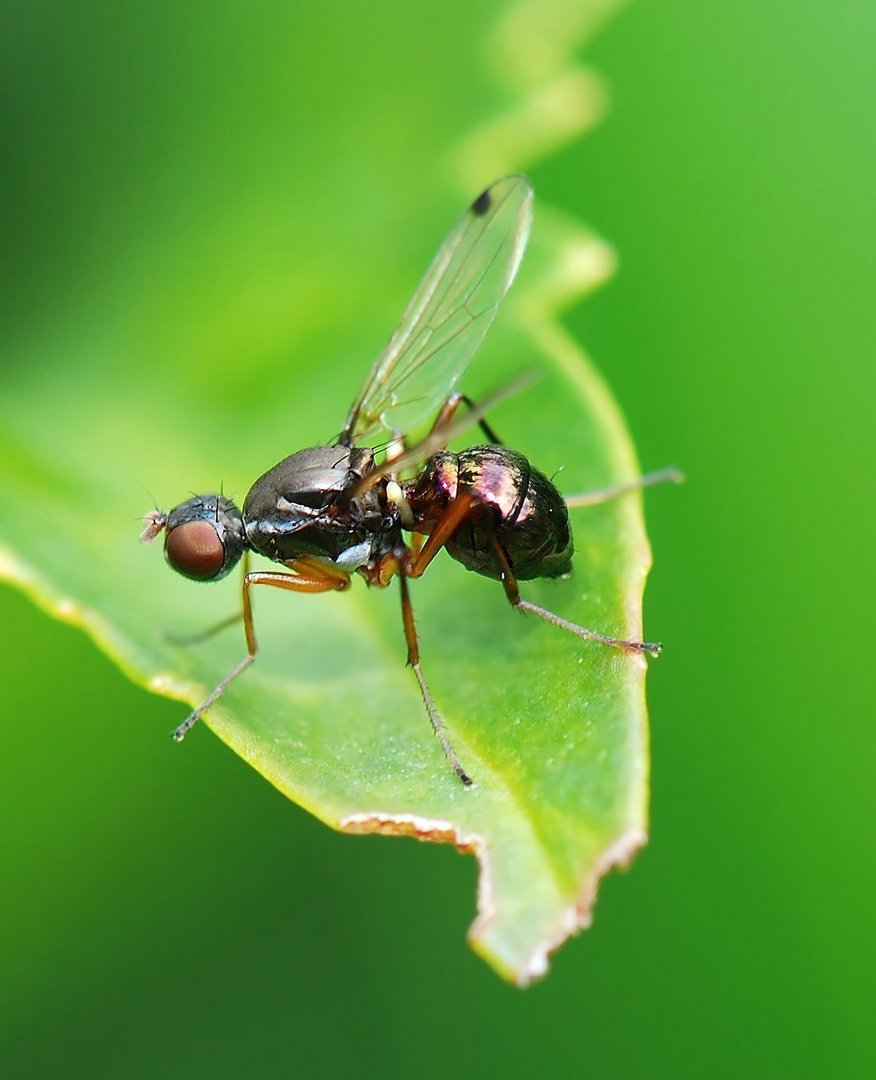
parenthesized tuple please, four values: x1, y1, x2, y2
(564, 467, 684, 509)
(165, 553, 250, 645)
(488, 534, 662, 656)
(409, 492, 661, 656)
(428, 391, 503, 444)
(171, 556, 351, 741)
(165, 610, 243, 645)
(397, 555, 473, 787)
(407, 492, 476, 578)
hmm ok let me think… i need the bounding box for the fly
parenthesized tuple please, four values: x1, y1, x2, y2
(141, 176, 679, 786)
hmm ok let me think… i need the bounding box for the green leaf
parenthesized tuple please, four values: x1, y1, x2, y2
(0, 0, 653, 984)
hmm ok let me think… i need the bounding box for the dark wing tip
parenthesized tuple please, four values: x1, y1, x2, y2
(470, 187, 492, 215)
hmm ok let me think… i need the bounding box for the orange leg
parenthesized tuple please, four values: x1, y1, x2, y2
(172, 559, 351, 741)
(397, 559, 473, 786)
(407, 492, 475, 578)
(406, 531, 424, 561)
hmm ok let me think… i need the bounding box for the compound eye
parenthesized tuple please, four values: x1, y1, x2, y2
(165, 519, 226, 580)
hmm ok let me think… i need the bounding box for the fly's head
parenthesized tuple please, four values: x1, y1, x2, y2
(140, 494, 246, 581)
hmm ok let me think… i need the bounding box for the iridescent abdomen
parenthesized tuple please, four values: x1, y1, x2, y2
(407, 445, 573, 580)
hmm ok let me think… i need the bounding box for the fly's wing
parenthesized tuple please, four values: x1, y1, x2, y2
(340, 175, 534, 444)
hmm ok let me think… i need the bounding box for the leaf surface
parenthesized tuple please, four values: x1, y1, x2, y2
(0, 0, 652, 983)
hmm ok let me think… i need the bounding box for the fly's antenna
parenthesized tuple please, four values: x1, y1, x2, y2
(139, 508, 167, 544)
(137, 486, 166, 543)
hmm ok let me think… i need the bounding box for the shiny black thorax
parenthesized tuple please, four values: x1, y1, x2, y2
(243, 445, 393, 569)
(404, 445, 573, 581)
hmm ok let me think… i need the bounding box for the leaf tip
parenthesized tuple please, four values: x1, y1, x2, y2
(513, 824, 649, 988)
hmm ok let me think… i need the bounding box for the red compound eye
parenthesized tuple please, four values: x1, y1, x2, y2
(165, 519, 225, 580)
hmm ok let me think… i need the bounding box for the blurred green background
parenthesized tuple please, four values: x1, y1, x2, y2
(2, 1, 873, 1076)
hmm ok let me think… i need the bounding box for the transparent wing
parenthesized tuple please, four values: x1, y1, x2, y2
(340, 175, 534, 444)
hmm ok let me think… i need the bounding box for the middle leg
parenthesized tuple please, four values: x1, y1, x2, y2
(171, 559, 352, 741)
(397, 557, 473, 786)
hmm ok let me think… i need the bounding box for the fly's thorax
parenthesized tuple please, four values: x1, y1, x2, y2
(244, 445, 375, 512)
(242, 444, 384, 565)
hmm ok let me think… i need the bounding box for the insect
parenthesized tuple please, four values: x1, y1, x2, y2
(142, 176, 676, 787)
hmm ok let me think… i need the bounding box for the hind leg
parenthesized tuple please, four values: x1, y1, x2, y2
(487, 533, 661, 656)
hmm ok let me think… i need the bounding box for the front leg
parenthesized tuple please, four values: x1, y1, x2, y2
(171, 558, 351, 741)
(164, 552, 251, 645)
